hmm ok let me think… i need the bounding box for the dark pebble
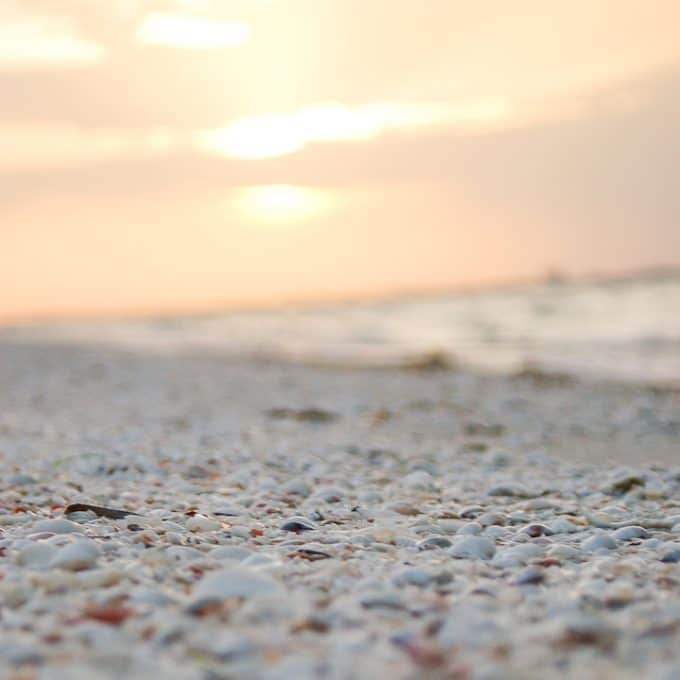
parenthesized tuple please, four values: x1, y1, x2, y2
(280, 518, 317, 532)
(521, 523, 554, 538)
(418, 536, 453, 550)
(661, 549, 680, 563)
(512, 567, 545, 585)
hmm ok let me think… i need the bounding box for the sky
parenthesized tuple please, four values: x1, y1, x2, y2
(2, 0, 680, 320)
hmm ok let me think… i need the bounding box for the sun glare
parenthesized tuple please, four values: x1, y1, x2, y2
(237, 185, 328, 224)
(136, 12, 251, 49)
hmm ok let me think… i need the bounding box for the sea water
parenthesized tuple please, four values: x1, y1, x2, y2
(4, 271, 680, 383)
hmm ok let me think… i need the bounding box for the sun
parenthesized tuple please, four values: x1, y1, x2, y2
(237, 185, 328, 224)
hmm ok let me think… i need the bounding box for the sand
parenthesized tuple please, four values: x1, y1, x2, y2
(0, 339, 679, 679)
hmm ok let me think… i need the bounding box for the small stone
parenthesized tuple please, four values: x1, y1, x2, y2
(210, 632, 256, 662)
(186, 515, 222, 532)
(409, 459, 438, 475)
(193, 566, 279, 600)
(6, 645, 44, 667)
(281, 479, 312, 497)
(520, 523, 554, 537)
(547, 544, 581, 560)
(391, 567, 432, 587)
(492, 543, 544, 567)
(33, 519, 85, 535)
(280, 517, 317, 532)
(549, 518, 581, 534)
(360, 592, 404, 610)
(487, 482, 533, 498)
(16, 542, 57, 569)
(660, 549, 680, 563)
(50, 540, 100, 571)
(401, 470, 434, 490)
(7, 473, 37, 485)
(512, 567, 545, 585)
(557, 616, 618, 650)
(582, 532, 617, 552)
(612, 526, 651, 541)
(214, 506, 243, 517)
(602, 473, 646, 495)
(241, 553, 280, 569)
(449, 536, 496, 560)
(484, 525, 507, 539)
(293, 547, 333, 562)
(211, 546, 253, 561)
(390, 502, 422, 516)
(459, 506, 484, 519)
(478, 512, 506, 527)
(313, 486, 345, 503)
(457, 522, 482, 536)
(418, 536, 453, 550)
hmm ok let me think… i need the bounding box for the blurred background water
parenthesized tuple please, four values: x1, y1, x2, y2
(4, 270, 680, 383)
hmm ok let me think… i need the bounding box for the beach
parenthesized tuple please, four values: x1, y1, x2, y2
(0, 338, 678, 679)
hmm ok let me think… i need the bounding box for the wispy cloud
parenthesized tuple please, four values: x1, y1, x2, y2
(136, 12, 251, 49)
(0, 124, 182, 172)
(196, 100, 510, 159)
(0, 16, 105, 69)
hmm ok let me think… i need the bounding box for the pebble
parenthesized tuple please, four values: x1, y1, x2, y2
(32, 519, 85, 535)
(7, 473, 37, 485)
(16, 543, 57, 569)
(280, 517, 318, 532)
(401, 470, 434, 490)
(612, 525, 651, 540)
(660, 549, 680, 563)
(492, 543, 544, 567)
(360, 592, 404, 610)
(478, 512, 506, 527)
(449, 536, 496, 560)
(1, 344, 679, 679)
(211, 546, 253, 561)
(512, 567, 545, 585)
(391, 567, 432, 587)
(417, 536, 453, 550)
(281, 479, 312, 497)
(549, 517, 581, 534)
(50, 540, 100, 571)
(193, 566, 280, 600)
(186, 515, 222, 532)
(487, 482, 533, 498)
(519, 523, 554, 537)
(547, 544, 582, 560)
(582, 532, 618, 552)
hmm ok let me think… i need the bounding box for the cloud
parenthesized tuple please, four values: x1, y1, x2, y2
(2, 1, 680, 130)
(3, 63, 678, 246)
(197, 100, 509, 159)
(0, 15, 105, 69)
(0, 124, 183, 173)
(136, 12, 251, 49)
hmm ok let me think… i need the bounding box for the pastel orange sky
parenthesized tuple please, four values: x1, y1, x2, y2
(2, 0, 680, 321)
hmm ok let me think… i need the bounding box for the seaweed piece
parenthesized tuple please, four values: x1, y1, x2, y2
(266, 408, 339, 423)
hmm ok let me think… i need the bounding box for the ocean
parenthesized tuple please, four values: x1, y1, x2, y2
(4, 270, 680, 384)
